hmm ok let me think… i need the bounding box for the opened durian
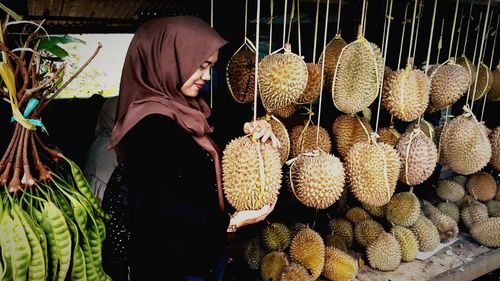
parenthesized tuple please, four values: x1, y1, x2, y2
(289, 227, 325, 280)
(259, 43, 308, 112)
(290, 149, 344, 209)
(226, 42, 256, 103)
(322, 247, 358, 281)
(366, 232, 402, 271)
(396, 129, 437, 186)
(332, 114, 373, 159)
(436, 179, 465, 202)
(262, 223, 292, 251)
(428, 63, 470, 112)
(290, 123, 332, 157)
(391, 225, 419, 262)
(382, 66, 430, 121)
(318, 34, 348, 91)
(410, 214, 440, 251)
(280, 262, 312, 281)
(489, 127, 500, 172)
(295, 63, 321, 104)
(386, 192, 421, 227)
(487, 66, 500, 101)
(469, 63, 493, 101)
(354, 219, 385, 248)
(332, 36, 384, 114)
(467, 172, 497, 201)
(222, 136, 282, 210)
(470, 217, 500, 248)
(346, 207, 372, 224)
(440, 114, 491, 175)
(261, 251, 289, 281)
(377, 127, 400, 147)
(346, 142, 401, 207)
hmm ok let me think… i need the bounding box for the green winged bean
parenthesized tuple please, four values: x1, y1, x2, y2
(43, 202, 71, 281)
(0, 207, 13, 281)
(80, 236, 99, 281)
(10, 207, 32, 281)
(16, 206, 45, 281)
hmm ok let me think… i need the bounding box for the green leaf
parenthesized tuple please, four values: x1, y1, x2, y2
(38, 35, 86, 50)
(46, 45, 69, 59)
(0, 3, 22, 21)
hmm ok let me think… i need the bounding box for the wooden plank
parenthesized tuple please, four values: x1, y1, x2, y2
(353, 234, 500, 281)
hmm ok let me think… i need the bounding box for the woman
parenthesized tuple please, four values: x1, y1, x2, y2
(105, 16, 278, 280)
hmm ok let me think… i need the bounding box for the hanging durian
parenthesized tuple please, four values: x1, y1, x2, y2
(259, 43, 308, 112)
(257, 115, 291, 165)
(489, 127, 500, 172)
(428, 63, 470, 112)
(290, 149, 344, 209)
(332, 114, 373, 160)
(469, 63, 493, 101)
(406, 119, 436, 145)
(290, 123, 332, 157)
(295, 63, 321, 104)
(226, 41, 256, 103)
(274, 103, 299, 119)
(456, 55, 477, 87)
(332, 28, 384, 114)
(487, 66, 500, 101)
(377, 126, 401, 148)
(318, 34, 348, 91)
(222, 136, 282, 211)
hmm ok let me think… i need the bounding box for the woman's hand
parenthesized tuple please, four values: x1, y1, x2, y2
(243, 120, 281, 148)
(229, 198, 277, 230)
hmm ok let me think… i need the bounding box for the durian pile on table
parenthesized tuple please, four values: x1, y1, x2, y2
(221, 0, 500, 280)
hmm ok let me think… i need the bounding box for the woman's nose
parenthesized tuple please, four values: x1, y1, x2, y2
(201, 68, 211, 80)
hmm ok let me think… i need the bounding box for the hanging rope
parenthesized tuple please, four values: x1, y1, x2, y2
(411, 0, 423, 61)
(269, 0, 273, 54)
(374, 0, 394, 133)
(454, 8, 465, 60)
(316, 0, 330, 146)
(407, 0, 419, 62)
(312, 0, 320, 63)
(470, 0, 491, 113)
(360, 0, 367, 37)
(436, 19, 445, 64)
(297, 0, 302, 56)
(253, 0, 261, 123)
(362, 0, 369, 37)
(210, 0, 214, 108)
(480, 14, 499, 121)
(465, 12, 483, 106)
(287, 0, 296, 44)
(448, 0, 460, 61)
(282, 0, 289, 48)
(336, 0, 342, 36)
(480, 10, 494, 62)
(381, 0, 389, 52)
(244, 0, 248, 42)
(398, 2, 410, 69)
(462, 1, 475, 56)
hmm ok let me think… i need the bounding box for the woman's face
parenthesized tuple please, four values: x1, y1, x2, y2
(181, 50, 219, 98)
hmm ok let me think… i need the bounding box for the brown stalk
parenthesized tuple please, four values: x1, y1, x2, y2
(0, 42, 29, 100)
(15, 19, 45, 78)
(22, 129, 34, 188)
(31, 132, 51, 182)
(33, 132, 63, 163)
(0, 124, 22, 184)
(0, 123, 20, 172)
(20, 62, 66, 109)
(8, 126, 26, 192)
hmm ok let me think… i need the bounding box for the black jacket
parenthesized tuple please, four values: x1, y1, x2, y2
(121, 114, 229, 279)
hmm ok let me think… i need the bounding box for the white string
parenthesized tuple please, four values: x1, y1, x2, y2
(362, 0, 369, 37)
(398, 3, 409, 69)
(282, 0, 289, 48)
(312, 0, 320, 64)
(470, 0, 491, 113)
(337, 0, 342, 35)
(448, 0, 460, 61)
(375, 0, 394, 133)
(244, 0, 248, 41)
(465, 12, 483, 107)
(424, 0, 439, 76)
(407, 0, 418, 62)
(297, 0, 302, 56)
(489, 14, 499, 69)
(316, 0, 330, 146)
(454, 8, 465, 60)
(381, 0, 389, 52)
(269, 0, 273, 54)
(210, 0, 214, 108)
(436, 18, 445, 64)
(462, 1, 475, 56)
(360, 0, 367, 37)
(253, 0, 261, 123)
(412, 1, 423, 61)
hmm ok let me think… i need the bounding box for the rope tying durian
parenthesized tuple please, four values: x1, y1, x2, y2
(454, 8, 465, 60)
(412, 1, 424, 61)
(282, 0, 289, 49)
(404, 128, 421, 186)
(269, 0, 273, 54)
(481, 14, 499, 121)
(407, 0, 419, 62)
(316, 0, 330, 146)
(381, 0, 389, 51)
(398, 2, 410, 69)
(297, 0, 302, 56)
(462, 104, 488, 143)
(465, 12, 483, 107)
(336, 0, 342, 36)
(252, 0, 261, 123)
(312, 0, 320, 64)
(286, 0, 295, 45)
(356, 114, 372, 143)
(462, 1, 475, 56)
(370, 132, 391, 202)
(255, 140, 267, 202)
(448, 0, 460, 61)
(210, 0, 214, 108)
(286, 150, 320, 198)
(436, 18, 445, 64)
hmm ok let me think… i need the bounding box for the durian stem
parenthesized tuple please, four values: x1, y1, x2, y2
(470, 1, 491, 112)
(409, 186, 414, 193)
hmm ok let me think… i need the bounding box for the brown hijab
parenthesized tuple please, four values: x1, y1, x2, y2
(110, 16, 228, 212)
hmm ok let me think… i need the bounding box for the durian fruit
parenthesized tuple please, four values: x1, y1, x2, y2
(243, 236, 265, 270)
(467, 172, 497, 201)
(295, 63, 321, 104)
(456, 194, 475, 209)
(410, 214, 440, 252)
(386, 192, 421, 227)
(290, 222, 308, 236)
(274, 103, 299, 119)
(366, 232, 402, 271)
(377, 127, 401, 147)
(346, 207, 373, 224)
(362, 202, 387, 218)
(262, 223, 292, 251)
(323, 234, 348, 252)
(396, 129, 437, 186)
(226, 43, 256, 103)
(489, 127, 500, 171)
(461, 201, 489, 228)
(261, 251, 289, 281)
(428, 63, 469, 111)
(318, 35, 348, 90)
(451, 174, 468, 186)
(406, 119, 436, 145)
(437, 202, 460, 223)
(382, 67, 430, 121)
(279, 262, 312, 281)
(322, 246, 358, 281)
(427, 208, 459, 242)
(486, 200, 500, 217)
(222, 136, 282, 210)
(420, 199, 440, 217)
(456, 55, 477, 87)
(354, 219, 385, 248)
(290, 149, 345, 209)
(259, 44, 308, 112)
(332, 114, 373, 160)
(328, 218, 354, 248)
(487, 66, 500, 101)
(256, 115, 291, 165)
(332, 37, 384, 114)
(440, 115, 491, 175)
(435, 179, 465, 202)
(290, 124, 332, 157)
(346, 142, 401, 207)
(470, 217, 500, 248)
(469, 63, 493, 101)
(289, 227, 325, 280)
(390, 225, 419, 262)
